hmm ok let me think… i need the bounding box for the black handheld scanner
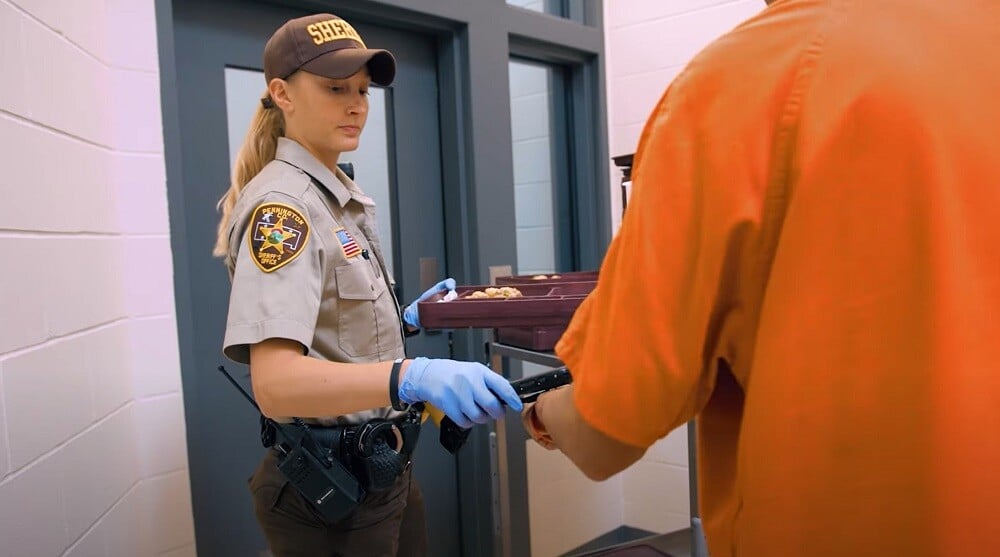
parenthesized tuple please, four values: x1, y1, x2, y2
(509, 367, 572, 403)
(434, 367, 572, 454)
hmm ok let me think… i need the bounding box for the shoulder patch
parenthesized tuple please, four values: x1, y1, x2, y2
(247, 202, 310, 272)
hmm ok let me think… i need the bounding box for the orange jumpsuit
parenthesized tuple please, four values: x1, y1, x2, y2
(555, 0, 1000, 555)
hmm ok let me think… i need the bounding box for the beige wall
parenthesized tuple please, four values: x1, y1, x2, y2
(0, 0, 194, 555)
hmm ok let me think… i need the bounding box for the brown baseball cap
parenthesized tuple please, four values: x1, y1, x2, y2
(263, 14, 396, 86)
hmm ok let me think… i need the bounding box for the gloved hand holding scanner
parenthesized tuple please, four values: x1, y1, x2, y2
(409, 367, 574, 454)
(388, 357, 522, 455)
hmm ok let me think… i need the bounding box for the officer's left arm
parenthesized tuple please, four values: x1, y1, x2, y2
(523, 386, 646, 481)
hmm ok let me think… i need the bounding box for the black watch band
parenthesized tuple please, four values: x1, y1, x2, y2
(389, 358, 408, 411)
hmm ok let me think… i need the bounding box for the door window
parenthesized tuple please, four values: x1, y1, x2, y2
(506, 0, 589, 23)
(508, 59, 575, 276)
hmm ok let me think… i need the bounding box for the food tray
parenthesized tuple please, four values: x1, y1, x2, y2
(418, 281, 594, 329)
(495, 325, 567, 351)
(495, 270, 598, 286)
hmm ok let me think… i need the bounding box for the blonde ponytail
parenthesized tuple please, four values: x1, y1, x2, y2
(213, 96, 285, 257)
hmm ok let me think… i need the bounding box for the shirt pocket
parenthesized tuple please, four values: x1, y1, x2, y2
(335, 262, 386, 357)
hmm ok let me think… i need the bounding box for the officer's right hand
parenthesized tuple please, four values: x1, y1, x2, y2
(398, 357, 523, 429)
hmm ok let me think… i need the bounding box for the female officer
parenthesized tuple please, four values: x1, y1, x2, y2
(214, 13, 521, 556)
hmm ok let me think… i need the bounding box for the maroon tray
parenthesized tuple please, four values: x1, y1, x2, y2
(495, 325, 567, 351)
(418, 282, 595, 329)
(495, 270, 598, 286)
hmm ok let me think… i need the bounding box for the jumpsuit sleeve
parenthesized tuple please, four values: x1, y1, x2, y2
(223, 193, 323, 364)
(556, 65, 775, 449)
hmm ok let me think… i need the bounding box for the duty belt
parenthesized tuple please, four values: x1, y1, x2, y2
(262, 410, 422, 492)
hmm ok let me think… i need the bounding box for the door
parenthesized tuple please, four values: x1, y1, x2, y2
(166, 1, 458, 555)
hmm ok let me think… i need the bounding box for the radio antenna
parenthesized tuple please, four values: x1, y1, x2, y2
(217, 365, 261, 413)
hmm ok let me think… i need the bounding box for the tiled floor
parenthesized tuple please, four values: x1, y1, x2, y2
(570, 528, 693, 557)
(261, 525, 696, 557)
(642, 529, 693, 557)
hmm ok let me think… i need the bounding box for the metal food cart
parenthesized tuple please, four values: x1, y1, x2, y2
(486, 340, 708, 557)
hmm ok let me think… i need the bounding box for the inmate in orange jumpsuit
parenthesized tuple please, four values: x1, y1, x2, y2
(549, 0, 1000, 555)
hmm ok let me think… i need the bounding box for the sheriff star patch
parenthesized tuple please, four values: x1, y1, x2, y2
(247, 202, 310, 272)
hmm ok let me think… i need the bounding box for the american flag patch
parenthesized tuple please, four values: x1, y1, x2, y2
(334, 227, 362, 259)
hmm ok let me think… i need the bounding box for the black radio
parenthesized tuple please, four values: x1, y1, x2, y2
(276, 438, 363, 523)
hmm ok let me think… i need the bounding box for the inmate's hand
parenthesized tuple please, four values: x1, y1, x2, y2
(402, 278, 456, 329)
(521, 398, 556, 450)
(399, 357, 523, 428)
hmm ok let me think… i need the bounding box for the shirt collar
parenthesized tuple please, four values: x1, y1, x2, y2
(275, 137, 370, 208)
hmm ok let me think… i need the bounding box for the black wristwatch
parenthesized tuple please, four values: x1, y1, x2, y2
(389, 358, 409, 411)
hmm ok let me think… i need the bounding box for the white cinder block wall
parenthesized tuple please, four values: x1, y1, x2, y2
(605, 0, 766, 537)
(0, 1, 194, 556)
(0, 0, 767, 555)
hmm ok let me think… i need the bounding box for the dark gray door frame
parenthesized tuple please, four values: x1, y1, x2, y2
(156, 1, 608, 555)
(272, 0, 611, 287)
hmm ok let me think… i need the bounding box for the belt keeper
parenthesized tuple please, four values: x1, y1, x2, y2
(389, 358, 408, 411)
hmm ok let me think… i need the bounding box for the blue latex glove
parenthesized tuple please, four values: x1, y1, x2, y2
(399, 357, 524, 428)
(402, 278, 456, 329)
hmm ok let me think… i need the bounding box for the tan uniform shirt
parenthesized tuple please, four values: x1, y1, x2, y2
(223, 137, 405, 425)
